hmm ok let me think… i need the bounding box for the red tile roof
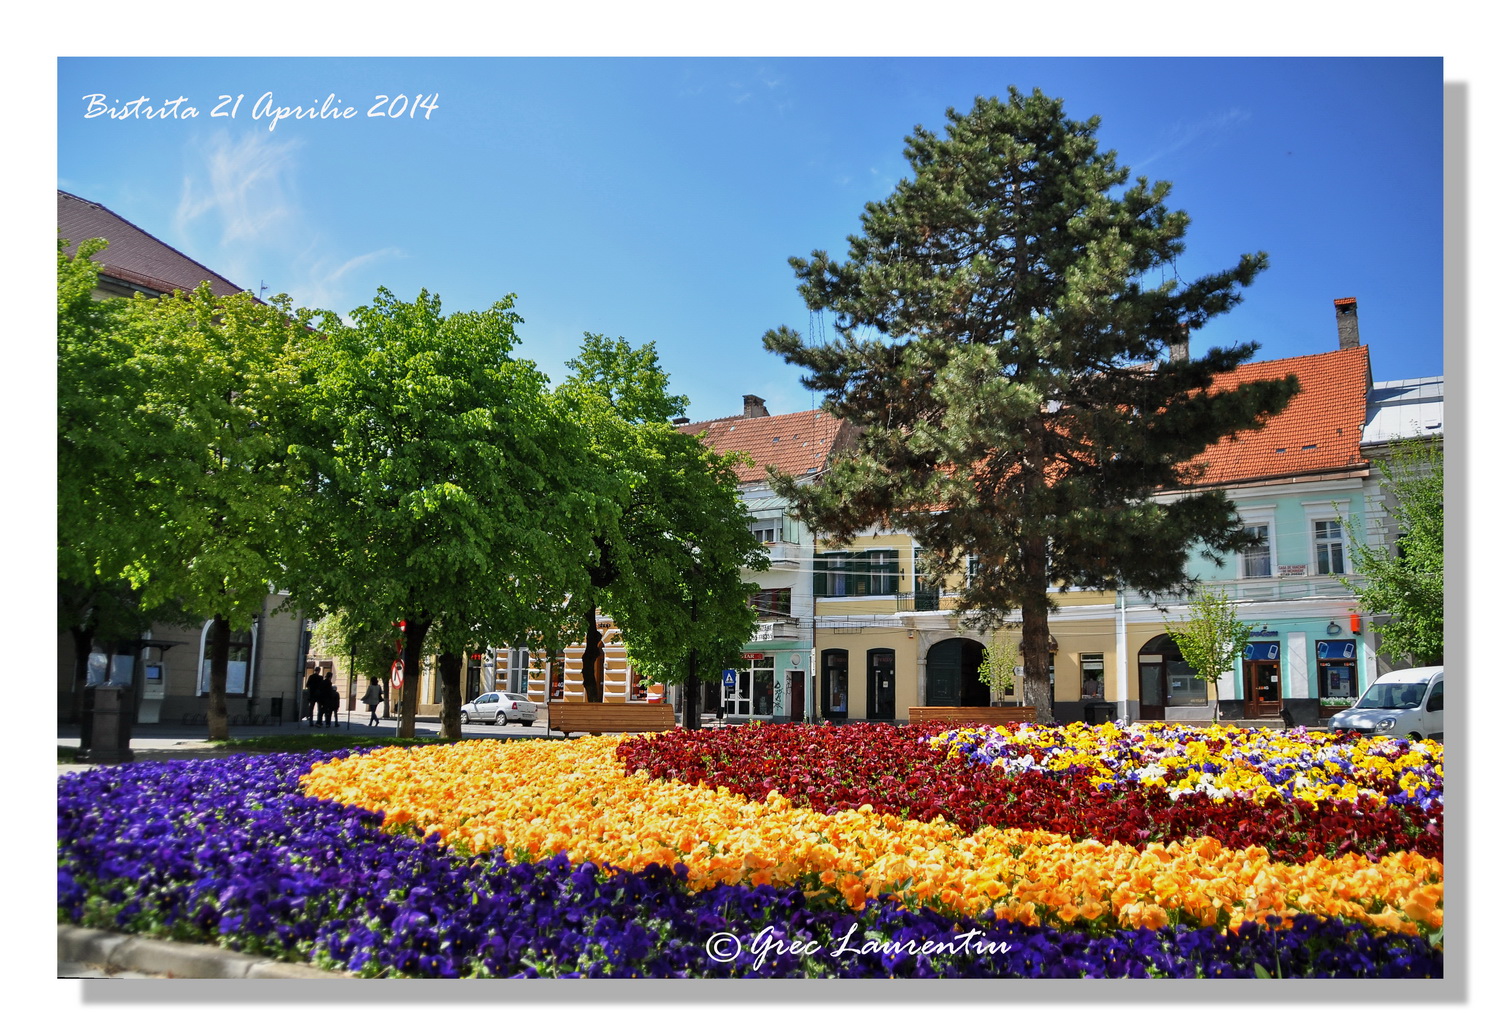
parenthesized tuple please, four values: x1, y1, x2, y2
(57, 190, 246, 297)
(1185, 346, 1371, 487)
(677, 408, 855, 484)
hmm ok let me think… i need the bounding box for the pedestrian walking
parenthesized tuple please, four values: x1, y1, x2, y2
(361, 678, 384, 726)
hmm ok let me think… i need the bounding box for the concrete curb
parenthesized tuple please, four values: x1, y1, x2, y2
(58, 925, 354, 979)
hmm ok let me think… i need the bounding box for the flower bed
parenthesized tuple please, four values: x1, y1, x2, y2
(57, 723, 1443, 978)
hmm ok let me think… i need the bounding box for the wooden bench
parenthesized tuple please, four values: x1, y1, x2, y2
(908, 706, 1037, 727)
(549, 701, 678, 737)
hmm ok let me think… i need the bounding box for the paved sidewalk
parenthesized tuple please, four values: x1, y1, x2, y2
(58, 926, 350, 980)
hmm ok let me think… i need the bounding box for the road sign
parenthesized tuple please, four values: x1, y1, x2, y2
(722, 669, 737, 690)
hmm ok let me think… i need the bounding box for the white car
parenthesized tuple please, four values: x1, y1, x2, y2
(461, 691, 538, 727)
(1325, 666, 1444, 742)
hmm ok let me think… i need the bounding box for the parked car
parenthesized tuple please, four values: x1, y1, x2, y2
(460, 691, 538, 727)
(1325, 666, 1443, 742)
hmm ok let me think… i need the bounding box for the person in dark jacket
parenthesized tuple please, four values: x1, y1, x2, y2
(317, 672, 338, 727)
(304, 669, 321, 725)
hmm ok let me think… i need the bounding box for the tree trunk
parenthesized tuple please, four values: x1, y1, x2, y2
(207, 614, 231, 740)
(398, 616, 432, 739)
(684, 647, 700, 730)
(436, 650, 463, 740)
(1019, 535, 1055, 725)
(581, 603, 604, 703)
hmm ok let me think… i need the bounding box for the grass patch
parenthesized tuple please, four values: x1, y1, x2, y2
(210, 733, 459, 754)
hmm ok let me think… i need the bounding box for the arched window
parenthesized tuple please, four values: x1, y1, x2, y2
(196, 621, 257, 697)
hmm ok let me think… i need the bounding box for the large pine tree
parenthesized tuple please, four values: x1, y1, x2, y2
(763, 88, 1299, 723)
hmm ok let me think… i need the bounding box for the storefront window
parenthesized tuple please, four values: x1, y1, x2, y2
(1316, 640, 1357, 698)
(821, 650, 849, 715)
(733, 657, 776, 717)
(1080, 653, 1105, 699)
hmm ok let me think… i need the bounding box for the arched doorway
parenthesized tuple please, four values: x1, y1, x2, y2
(1138, 633, 1209, 721)
(821, 649, 849, 720)
(926, 637, 987, 708)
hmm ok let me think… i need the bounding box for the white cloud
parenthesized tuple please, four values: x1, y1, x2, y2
(290, 246, 408, 312)
(1135, 108, 1253, 172)
(175, 130, 302, 248)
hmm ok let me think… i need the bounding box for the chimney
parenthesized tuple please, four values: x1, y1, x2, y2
(743, 394, 770, 418)
(1168, 324, 1189, 363)
(671, 417, 690, 426)
(1334, 297, 1360, 350)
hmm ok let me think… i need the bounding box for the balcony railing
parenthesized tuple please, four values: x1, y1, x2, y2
(893, 589, 943, 612)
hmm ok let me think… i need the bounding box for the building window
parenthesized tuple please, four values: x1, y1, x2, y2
(866, 550, 898, 595)
(749, 587, 792, 619)
(1241, 524, 1272, 578)
(749, 517, 782, 543)
(1081, 653, 1105, 699)
(505, 648, 530, 696)
(197, 622, 257, 697)
(1314, 520, 1346, 575)
(814, 550, 899, 597)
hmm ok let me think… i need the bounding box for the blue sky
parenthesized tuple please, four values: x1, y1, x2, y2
(56, 55, 1444, 423)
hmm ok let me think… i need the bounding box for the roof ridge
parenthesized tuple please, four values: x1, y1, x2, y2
(680, 406, 837, 427)
(58, 189, 249, 297)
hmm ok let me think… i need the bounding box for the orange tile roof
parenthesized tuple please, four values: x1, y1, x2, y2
(1185, 346, 1371, 487)
(677, 408, 855, 484)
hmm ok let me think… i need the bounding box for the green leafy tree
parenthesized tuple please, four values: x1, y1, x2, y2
(559, 334, 767, 723)
(296, 288, 589, 739)
(975, 635, 1019, 698)
(763, 89, 1298, 723)
(59, 237, 319, 738)
(113, 285, 319, 738)
(1344, 437, 1443, 665)
(58, 240, 140, 590)
(1164, 587, 1254, 718)
(309, 610, 402, 683)
(59, 240, 162, 715)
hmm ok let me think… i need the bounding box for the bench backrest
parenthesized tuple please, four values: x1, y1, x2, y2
(550, 702, 677, 733)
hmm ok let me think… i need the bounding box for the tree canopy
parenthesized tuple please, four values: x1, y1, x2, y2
(1345, 437, 1444, 665)
(558, 334, 767, 719)
(763, 89, 1298, 722)
(295, 288, 591, 738)
(58, 238, 320, 736)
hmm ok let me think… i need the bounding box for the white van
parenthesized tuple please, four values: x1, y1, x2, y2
(1325, 666, 1444, 742)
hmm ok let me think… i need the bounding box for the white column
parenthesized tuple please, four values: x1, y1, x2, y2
(1114, 591, 1130, 723)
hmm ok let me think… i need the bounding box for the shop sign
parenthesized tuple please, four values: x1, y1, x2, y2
(1278, 565, 1307, 576)
(742, 653, 765, 660)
